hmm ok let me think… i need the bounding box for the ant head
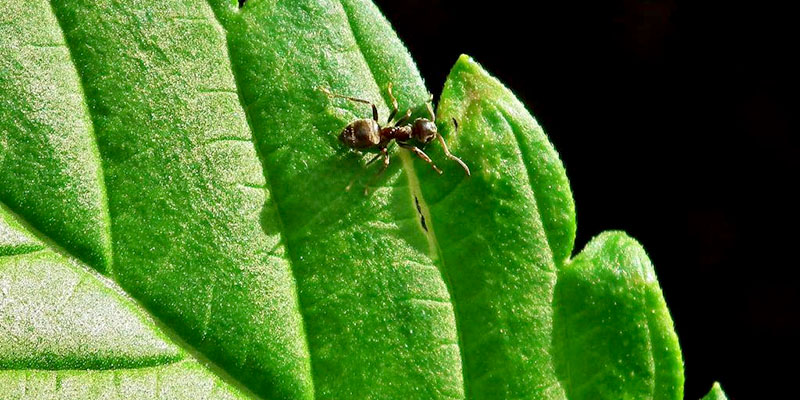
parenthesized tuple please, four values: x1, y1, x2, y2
(339, 119, 380, 149)
(411, 118, 437, 145)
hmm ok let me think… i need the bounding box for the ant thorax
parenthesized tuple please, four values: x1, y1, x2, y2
(380, 125, 412, 145)
(381, 118, 436, 146)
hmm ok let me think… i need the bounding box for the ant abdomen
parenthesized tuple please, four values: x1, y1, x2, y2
(340, 119, 380, 149)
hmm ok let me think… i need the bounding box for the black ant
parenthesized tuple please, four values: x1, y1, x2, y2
(321, 83, 470, 193)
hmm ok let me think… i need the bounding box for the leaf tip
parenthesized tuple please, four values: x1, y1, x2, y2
(574, 231, 657, 283)
(456, 53, 475, 65)
(451, 54, 482, 77)
(702, 382, 729, 400)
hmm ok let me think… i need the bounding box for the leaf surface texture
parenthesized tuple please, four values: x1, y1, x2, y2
(0, 1, 687, 399)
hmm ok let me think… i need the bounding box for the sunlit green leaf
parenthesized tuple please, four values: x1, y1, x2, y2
(553, 232, 684, 400)
(425, 54, 574, 399)
(1, 1, 711, 399)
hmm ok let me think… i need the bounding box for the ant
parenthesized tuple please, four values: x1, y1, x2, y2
(321, 83, 470, 193)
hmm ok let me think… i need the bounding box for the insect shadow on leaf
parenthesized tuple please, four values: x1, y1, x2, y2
(320, 83, 470, 195)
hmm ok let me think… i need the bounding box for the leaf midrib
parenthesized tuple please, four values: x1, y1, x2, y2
(396, 152, 471, 398)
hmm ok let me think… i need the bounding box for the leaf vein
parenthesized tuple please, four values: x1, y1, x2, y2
(498, 108, 559, 266)
(45, 0, 115, 277)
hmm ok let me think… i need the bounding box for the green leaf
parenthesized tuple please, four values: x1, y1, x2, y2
(0, 0, 112, 272)
(430, 56, 682, 399)
(0, 205, 248, 399)
(207, 0, 461, 398)
(433, 55, 576, 265)
(423, 54, 575, 398)
(1, 0, 694, 399)
(0, 207, 181, 370)
(553, 232, 684, 400)
(0, 364, 245, 400)
(3, 1, 308, 398)
(701, 382, 729, 400)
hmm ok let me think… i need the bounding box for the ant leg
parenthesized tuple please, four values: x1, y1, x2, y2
(364, 147, 391, 195)
(394, 109, 412, 127)
(398, 142, 443, 174)
(365, 152, 383, 166)
(437, 119, 470, 176)
(320, 86, 379, 122)
(386, 82, 399, 123)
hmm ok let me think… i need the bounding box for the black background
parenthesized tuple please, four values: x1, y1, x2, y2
(374, 0, 797, 398)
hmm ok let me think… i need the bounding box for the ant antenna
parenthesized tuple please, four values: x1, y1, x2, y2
(387, 82, 400, 123)
(319, 86, 378, 122)
(437, 118, 470, 176)
(425, 93, 436, 122)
